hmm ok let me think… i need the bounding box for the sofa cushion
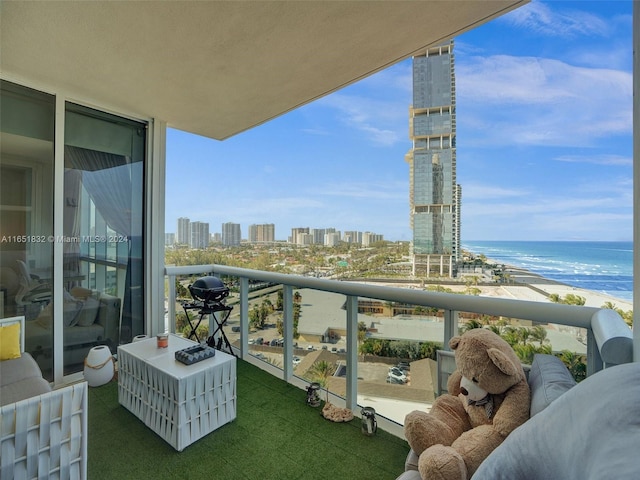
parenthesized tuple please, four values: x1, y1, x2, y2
(0, 322, 21, 360)
(0, 352, 43, 386)
(472, 362, 640, 480)
(36, 294, 83, 328)
(0, 376, 52, 406)
(76, 294, 101, 326)
(528, 353, 576, 417)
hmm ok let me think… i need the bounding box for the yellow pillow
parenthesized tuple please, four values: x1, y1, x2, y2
(0, 322, 21, 360)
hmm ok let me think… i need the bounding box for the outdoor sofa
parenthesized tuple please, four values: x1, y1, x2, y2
(396, 352, 638, 479)
(0, 316, 88, 479)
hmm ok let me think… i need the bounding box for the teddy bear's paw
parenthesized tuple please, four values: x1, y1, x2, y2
(418, 445, 467, 480)
(404, 411, 458, 455)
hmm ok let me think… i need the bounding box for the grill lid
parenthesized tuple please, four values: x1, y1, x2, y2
(188, 276, 229, 302)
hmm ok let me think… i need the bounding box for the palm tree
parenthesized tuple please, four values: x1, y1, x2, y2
(548, 293, 561, 303)
(460, 320, 483, 333)
(309, 360, 336, 402)
(529, 325, 548, 346)
(558, 350, 587, 382)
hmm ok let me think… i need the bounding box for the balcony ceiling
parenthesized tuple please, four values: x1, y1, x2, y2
(1, 1, 527, 140)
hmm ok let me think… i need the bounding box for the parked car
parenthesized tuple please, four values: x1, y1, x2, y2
(397, 361, 410, 372)
(388, 367, 408, 383)
(292, 356, 301, 366)
(231, 326, 240, 333)
(386, 375, 405, 385)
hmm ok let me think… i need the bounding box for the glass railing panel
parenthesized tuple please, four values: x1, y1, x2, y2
(356, 299, 444, 425)
(291, 288, 347, 405)
(244, 281, 282, 367)
(456, 315, 589, 382)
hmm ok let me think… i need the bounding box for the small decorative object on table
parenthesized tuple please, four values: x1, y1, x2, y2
(175, 344, 216, 365)
(84, 345, 115, 387)
(133, 334, 148, 342)
(306, 382, 322, 407)
(156, 333, 169, 348)
(361, 406, 377, 436)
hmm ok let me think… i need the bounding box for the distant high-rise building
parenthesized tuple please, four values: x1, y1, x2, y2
(222, 222, 241, 246)
(299, 233, 313, 245)
(248, 223, 275, 243)
(190, 221, 209, 249)
(324, 232, 341, 246)
(290, 227, 309, 245)
(362, 232, 383, 246)
(310, 228, 326, 245)
(406, 41, 460, 277)
(177, 217, 190, 245)
(165, 233, 175, 246)
(343, 231, 362, 244)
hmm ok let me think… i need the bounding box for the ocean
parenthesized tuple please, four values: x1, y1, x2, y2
(462, 241, 634, 303)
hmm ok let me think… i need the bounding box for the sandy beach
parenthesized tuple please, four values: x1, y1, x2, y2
(480, 265, 633, 311)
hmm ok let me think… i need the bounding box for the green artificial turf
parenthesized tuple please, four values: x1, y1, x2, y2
(88, 359, 410, 479)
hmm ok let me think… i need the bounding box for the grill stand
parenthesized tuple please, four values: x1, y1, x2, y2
(181, 300, 235, 356)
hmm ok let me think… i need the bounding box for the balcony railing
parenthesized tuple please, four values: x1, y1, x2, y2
(164, 264, 632, 435)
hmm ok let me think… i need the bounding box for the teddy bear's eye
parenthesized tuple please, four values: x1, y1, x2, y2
(472, 377, 479, 383)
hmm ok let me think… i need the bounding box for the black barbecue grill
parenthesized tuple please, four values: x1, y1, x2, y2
(188, 276, 229, 304)
(182, 276, 234, 355)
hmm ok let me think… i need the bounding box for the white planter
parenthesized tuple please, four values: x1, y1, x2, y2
(83, 345, 114, 387)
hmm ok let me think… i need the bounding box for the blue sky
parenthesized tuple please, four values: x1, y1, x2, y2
(166, 1, 633, 242)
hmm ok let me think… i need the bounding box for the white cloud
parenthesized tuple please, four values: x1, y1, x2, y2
(503, 1, 609, 38)
(462, 184, 529, 200)
(457, 55, 632, 147)
(314, 181, 408, 201)
(554, 154, 632, 167)
(317, 93, 407, 146)
(313, 64, 411, 146)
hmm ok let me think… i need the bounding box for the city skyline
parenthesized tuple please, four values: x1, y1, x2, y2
(168, 217, 384, 246)
(165, 1, 633, 242)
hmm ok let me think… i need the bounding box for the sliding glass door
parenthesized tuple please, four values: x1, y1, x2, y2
(0, 81, 55, 378)
(62, 103, 146, 372)
(0, 80, 147, 379)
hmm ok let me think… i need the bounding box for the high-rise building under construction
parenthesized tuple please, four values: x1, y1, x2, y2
(406, 41, 460, 277)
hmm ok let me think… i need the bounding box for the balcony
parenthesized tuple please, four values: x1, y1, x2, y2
(87, 354, 411, 478)
(164, 264, 633, 438)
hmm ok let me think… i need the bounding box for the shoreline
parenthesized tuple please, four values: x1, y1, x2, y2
(357, 265, 633, 312)
(489, 263, 633, 311)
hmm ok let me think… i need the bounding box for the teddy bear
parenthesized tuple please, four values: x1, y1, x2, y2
(404, 328, 530, 480)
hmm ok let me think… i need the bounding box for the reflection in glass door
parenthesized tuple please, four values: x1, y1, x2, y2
(0, 80, 55, 379)
(63, 103, 146, 373)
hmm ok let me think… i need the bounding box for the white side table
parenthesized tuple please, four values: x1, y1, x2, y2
(117, 335, 236, 451)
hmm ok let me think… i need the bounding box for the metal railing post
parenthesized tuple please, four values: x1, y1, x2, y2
(443, 309, 458, 350)
(283, 285, 293, 381)
(345, 295, 358, 411)
(239, 277, 249, 359)
(167, 273, 176, 334)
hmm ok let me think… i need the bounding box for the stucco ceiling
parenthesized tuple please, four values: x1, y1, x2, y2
(1, 1, 527, 140)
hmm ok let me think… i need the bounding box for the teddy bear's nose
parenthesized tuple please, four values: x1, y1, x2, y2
(460, 387, 469, 396)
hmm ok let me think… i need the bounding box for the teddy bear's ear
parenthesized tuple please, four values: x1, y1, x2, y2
(449, 336, 462, 350)
(487, 347, 520, 376)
